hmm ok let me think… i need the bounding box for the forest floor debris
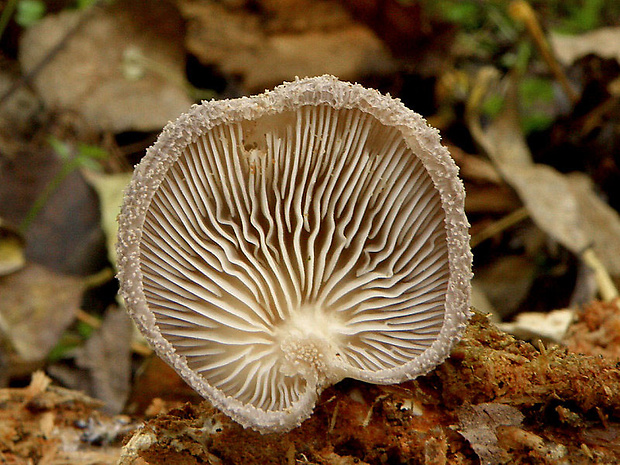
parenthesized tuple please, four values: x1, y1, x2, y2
(117, 312, 620, 465)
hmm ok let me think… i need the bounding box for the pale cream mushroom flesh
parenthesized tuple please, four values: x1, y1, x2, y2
(117, 75, 472, 433)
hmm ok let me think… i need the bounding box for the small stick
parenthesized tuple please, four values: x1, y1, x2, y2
(509, 0, 579, 104)
(471, 207, 529, 248)
(328, 401, 339, 434)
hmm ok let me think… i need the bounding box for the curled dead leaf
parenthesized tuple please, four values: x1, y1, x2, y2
(467, 69, 619, 300)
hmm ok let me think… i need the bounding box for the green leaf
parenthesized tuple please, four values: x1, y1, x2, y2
(47, 135, 71, 161)
(521, 112, 554, 134)
(75, 0, 98, 9)
(435, 0, 482, 29)
(518, 77, 555, 134)
(77, 320, 96, 338)
(47, 334, 81, 363)
(481, 94, 505, 119)
(519, 77, 554, 105)
(15, 0, 45, 27)
(77, 143, 109, 160)
(556, 0, 604, 34)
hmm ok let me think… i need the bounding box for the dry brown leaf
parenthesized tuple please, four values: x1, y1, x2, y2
(0, 263, 83, 362)
(0, 71, 41, 159)
(457, 403, 525, 465)
(75, 308, 133, 414)
(181, 0, 394, 91)
(447, 144, 503, 185)
(0, 152, 106, 275)
(567, 173, 620, 276)
(467, 69, 620, 294)
(19, 1, 192, 132)
(473, 256, 537, 319)
(503, 164, 588, 254)
(467, 68, 533, 168)
(550, 27, 620, 66)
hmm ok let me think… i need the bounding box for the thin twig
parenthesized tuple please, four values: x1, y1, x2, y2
(509, 0, 579, 104)
(471, 207, 530, 248)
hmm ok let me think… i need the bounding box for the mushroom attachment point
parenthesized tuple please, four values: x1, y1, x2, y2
(117, 75, 472, 433)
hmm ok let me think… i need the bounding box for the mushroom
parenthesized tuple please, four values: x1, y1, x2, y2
(117, 75, 472, 433)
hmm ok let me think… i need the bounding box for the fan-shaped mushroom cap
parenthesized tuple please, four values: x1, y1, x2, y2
(117, 75, 472, 433)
